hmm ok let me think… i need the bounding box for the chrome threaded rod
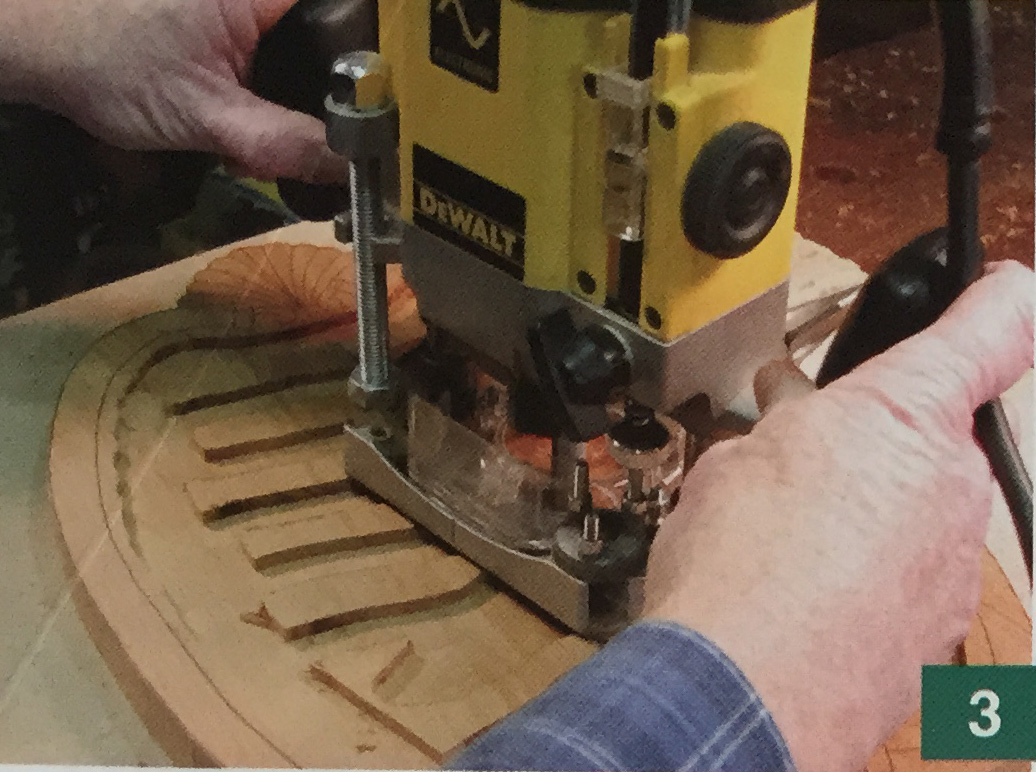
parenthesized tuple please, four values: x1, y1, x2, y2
(350, 157, 390, 392)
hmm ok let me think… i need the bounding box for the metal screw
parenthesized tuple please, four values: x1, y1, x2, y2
(329, 51, 392, 396)
(572, 460, 602, 545)
(656, 102, 677, 131)
(627, 467, 647, 502)
(576, 270, 597, 295)
(583, 73, 599, 99)
(582, 509, 601, 545)
(572, 459, 592, 514)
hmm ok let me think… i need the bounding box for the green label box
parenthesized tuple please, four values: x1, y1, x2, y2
(922, 665, 1036, 760)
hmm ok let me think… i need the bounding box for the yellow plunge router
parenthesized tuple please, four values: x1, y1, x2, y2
(326, 0, 819, 638)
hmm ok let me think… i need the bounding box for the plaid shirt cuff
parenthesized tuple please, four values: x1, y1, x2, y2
(446, 620, 796, 772)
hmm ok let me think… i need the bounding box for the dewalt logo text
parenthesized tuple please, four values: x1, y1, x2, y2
(412, 144, 526, 280)
(417, 184, 519, 262)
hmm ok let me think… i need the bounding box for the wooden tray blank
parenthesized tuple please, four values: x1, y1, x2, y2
(49, 236, 1031, 771)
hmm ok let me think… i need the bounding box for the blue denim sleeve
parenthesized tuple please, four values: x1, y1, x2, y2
(444, 620, 797, 772)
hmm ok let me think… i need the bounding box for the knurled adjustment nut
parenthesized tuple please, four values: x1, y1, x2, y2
(325, 51, 399, 160)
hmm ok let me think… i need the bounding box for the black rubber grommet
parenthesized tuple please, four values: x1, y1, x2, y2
(681, 122, 793, 259)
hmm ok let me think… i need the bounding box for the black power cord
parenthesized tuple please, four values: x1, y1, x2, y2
(937, 1, 1033, 584)
(976, 401, 1033, 578)
(817, 0, 1033, 583)
(937, 2, 1034, 584)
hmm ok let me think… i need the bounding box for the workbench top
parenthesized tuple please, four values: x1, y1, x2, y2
(0, 222, 344, 764)
(0, 223, 1029, 765)
(0, 257, 210, 765)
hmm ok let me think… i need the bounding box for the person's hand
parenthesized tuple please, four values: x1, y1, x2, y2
(5, 0, 348, 182)
(642, 260, 1034, 772)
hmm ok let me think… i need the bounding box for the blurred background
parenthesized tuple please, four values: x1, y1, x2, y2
(0, 0, 1031, 318)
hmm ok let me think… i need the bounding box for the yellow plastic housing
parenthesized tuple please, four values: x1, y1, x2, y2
(382, 1, 817, 342)
(642, 7, 817, 339)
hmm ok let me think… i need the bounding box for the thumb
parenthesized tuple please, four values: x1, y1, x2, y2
(847, 260, 1034, 418)
(209, 92, 350, 183)
(754, 357, 816, 416)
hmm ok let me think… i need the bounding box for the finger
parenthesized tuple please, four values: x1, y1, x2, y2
(754, 357, 816, 416)
(210, 94, 350, 183)
(222, 159, 255, 179)
(252, 0, 302, 34)
(848, 260, 1034, 417)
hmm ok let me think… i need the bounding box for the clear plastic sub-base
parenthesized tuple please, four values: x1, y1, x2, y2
(407, 396, 565, 553)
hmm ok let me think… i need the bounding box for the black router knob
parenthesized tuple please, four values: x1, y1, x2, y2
(682, 122, 792, 259)
(560, 325, 631, 404)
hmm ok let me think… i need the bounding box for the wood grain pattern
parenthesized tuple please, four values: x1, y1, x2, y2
(182, 242, 425, 352)
(192, 410, 343, 462)
(244, 548, 484, 641)
(49, 235, 590, 768)
(48, 228, 1031, 770)
(240, 497, 416, 570)
(310, 592, 596, 762)
(185, 458, 350, 522)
